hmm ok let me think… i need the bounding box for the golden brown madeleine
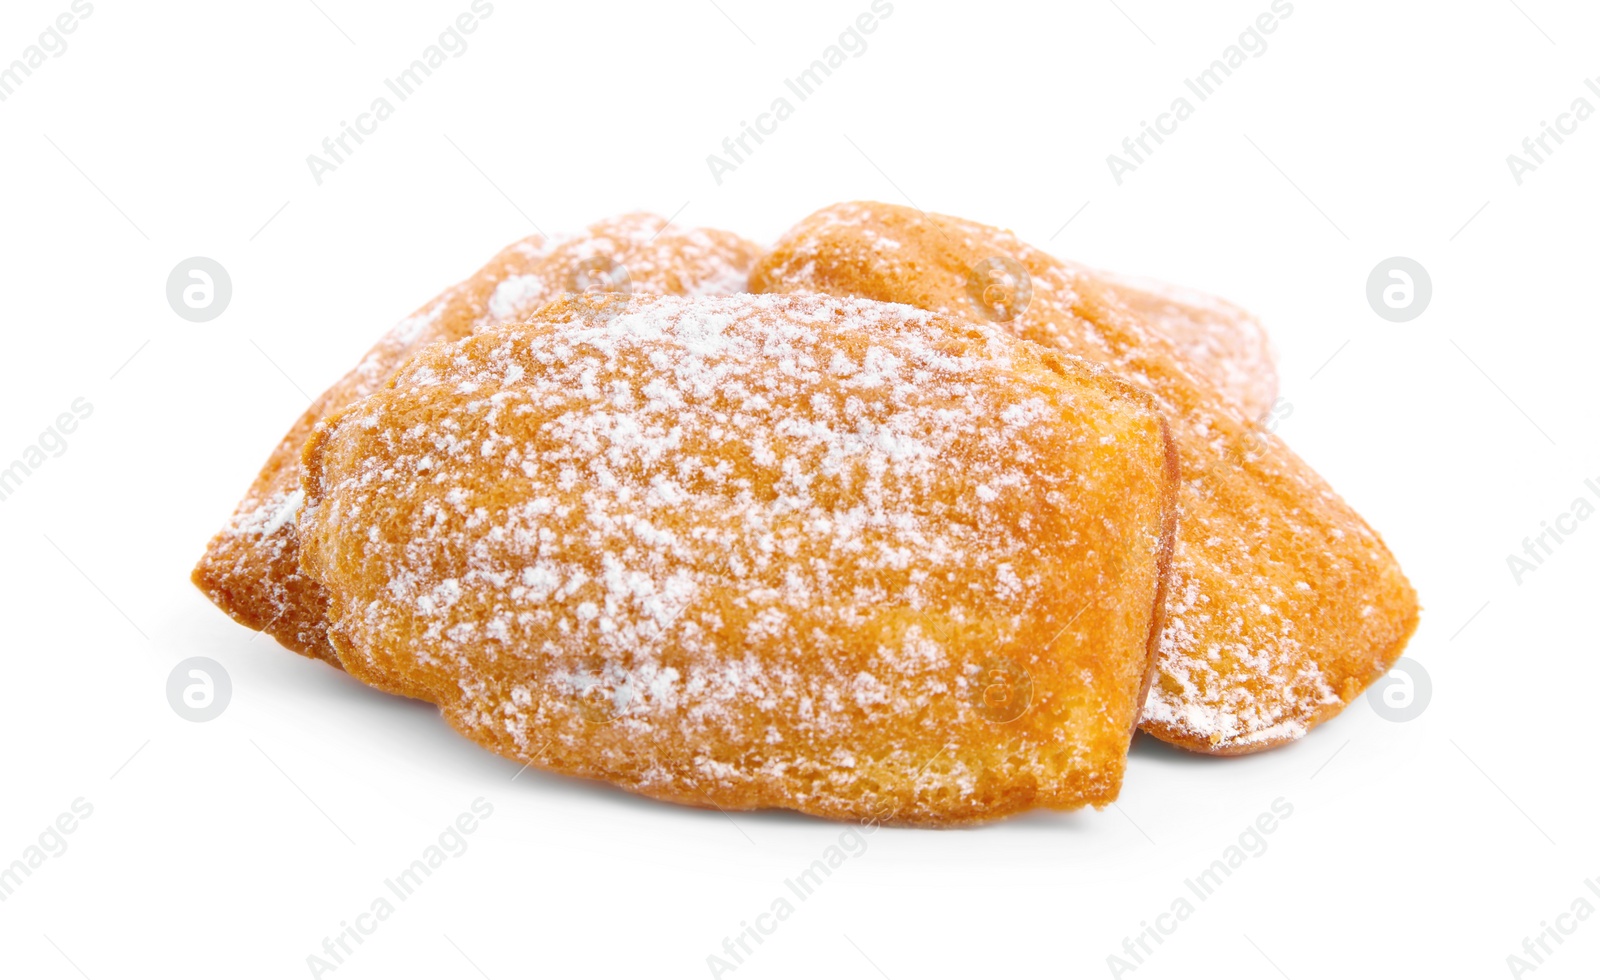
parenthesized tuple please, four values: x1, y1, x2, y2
(751, 202, 1419, 754)
(1097, 272, 1278, 421)
(298, 294, 1178, 825)
(752, 202, 1278, 418)
(192, 214, 761, 664)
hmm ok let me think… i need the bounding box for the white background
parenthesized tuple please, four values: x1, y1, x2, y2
(2, 1, 1597, 977)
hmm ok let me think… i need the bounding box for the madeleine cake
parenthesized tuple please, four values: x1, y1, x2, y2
(297, 293, 1179, 823)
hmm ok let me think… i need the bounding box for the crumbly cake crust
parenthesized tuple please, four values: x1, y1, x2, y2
(298, 293, 1179, 824)
(1098, 271, 1278, 421)
(751, 201, 1419, 754)
(192, 214, 761, 663)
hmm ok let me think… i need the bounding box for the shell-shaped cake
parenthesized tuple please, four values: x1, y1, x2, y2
(298, 293, 1179, 824)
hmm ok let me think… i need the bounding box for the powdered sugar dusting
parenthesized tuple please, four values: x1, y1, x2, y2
(299, 293, 1171, 821)
(195, 215, 763, 663)
(752, 201, 1417, 754)
(487, 274, 547, 322)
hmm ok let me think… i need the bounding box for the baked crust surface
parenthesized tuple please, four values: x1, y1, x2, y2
(751, 202, 1419, 754)
(1098, 272, 1278, 421)
(298, 293, 1178, 824)
(192, 214, 761, 663)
